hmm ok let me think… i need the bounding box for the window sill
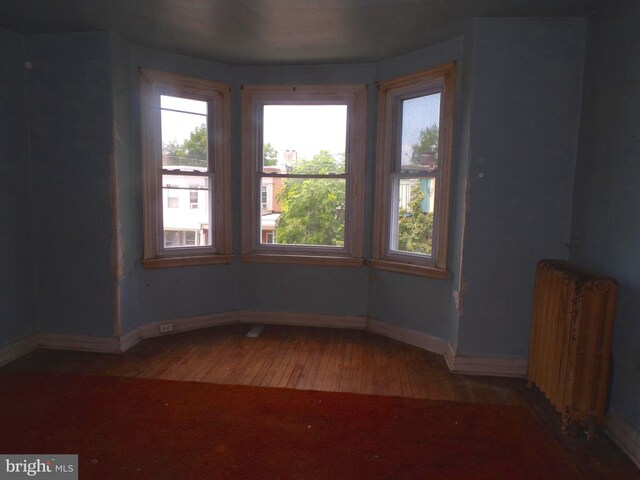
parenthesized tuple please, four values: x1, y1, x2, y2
(142, 255, 233, 269)
(369, 259, 448, 279)
(241, 254, 365, 268)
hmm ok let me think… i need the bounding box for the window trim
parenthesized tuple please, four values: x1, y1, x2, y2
(139, 69, 232, 268)
(372, 63, 456, 278)
(241, 84, 367, 267)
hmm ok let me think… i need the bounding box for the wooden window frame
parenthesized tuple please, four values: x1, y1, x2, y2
(372, 63, 456, 279)
(241, 85, 367, 267)
(139, 69, 232, 269)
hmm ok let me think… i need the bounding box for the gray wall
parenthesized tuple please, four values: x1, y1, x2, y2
(25, 32, 117, 337)
(570, 0, 640, 433)
(456, 18, 587, 357)
(0, 28, 36, 346)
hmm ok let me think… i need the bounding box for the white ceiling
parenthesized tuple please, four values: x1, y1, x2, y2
(0, 0, 605, 65)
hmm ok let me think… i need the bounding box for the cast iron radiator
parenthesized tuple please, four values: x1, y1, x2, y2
(527, 259, 617, 439)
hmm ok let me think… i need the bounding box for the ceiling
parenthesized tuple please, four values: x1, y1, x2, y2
(0, 0, 605, 65)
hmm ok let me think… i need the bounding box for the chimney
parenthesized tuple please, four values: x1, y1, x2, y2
(283, 149, 298, 163)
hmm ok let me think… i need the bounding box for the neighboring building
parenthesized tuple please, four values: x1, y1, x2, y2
(283, 149, 297, 167)
(161, 159, 286, 247)
(261, 166, 284, 244)
(398, 159, 437, 214)
(162, 160, 210, 248)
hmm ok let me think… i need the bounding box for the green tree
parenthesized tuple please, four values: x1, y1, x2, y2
(397, 183, 433, 255)
(409, 124, 439, 165)
(163, 124, 207, 167)
(275, 151, 345, 246)
(263, 142, 278, 166)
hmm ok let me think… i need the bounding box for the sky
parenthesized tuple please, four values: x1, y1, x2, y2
(401, 93, 441, 163)
(161, 95, 207, 150)
(263, 105, 347, 163)
(159, 93, 441, 165)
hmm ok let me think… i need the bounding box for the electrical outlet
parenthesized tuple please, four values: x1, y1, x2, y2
(159, 323, 173, 333)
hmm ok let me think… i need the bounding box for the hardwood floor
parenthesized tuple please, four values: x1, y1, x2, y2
(2, 324, 525, 405)
(2, 323, 638, 479)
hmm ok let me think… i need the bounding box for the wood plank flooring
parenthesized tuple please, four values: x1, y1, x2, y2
(2, 324, 525, 405)
(2, 324, 638, 479)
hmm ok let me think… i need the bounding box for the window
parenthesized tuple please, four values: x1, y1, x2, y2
(140, 69, 232, 268)
(372, 63, 456, 278)
(189, 189, 199, 209)
(167, 195, 179, 208)
(241, 85, 366, 266)
(164, 230, 198, 247)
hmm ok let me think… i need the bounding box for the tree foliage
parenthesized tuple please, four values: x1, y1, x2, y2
(409, 124, 439, 165)
(275, 151, 345, 246)
(397, 183, 433, 255)
(163, 124, 208, 167)
(263, 143, 278, 166)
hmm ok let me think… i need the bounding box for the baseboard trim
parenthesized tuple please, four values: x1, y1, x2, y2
(120, 311, 239, 352)
(366, 318, 449, 356)
(37, 333, 122, 354)
(605, 410, 640, 469)
(239, 311, 367, 329)
(119, 311, 366, 354)
(0, 334, 39, 367)
(362, 319, 526, 378)
(1, 332, 123, 365)
(449, 353, 528, 377)
(444, 342, 457, 371)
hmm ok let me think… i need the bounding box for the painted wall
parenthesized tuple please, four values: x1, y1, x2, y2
(25, 32, 116, 337)
(456, 18, 587, 357)
(570, 0, 640, 432)
(0, 28, 36, 346)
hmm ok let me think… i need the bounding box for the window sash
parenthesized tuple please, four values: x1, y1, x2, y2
(387, 175, 438, 258)
(241, 84, 366, 262)
(157, 93, 214, 255)
(158, 172, 214, 255)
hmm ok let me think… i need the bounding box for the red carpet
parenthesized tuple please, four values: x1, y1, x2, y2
(0, 372, 582, 479)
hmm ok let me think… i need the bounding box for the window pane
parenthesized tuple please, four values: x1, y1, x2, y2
(262, 177, 346, 247)
(161, 95, 207, 115)
(161, 95, 208, 170)
(390, 177, 436, 255)
(262, 105, 347, 173)
(400, 93, 440, 174)
(162, 174, 211, 248)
